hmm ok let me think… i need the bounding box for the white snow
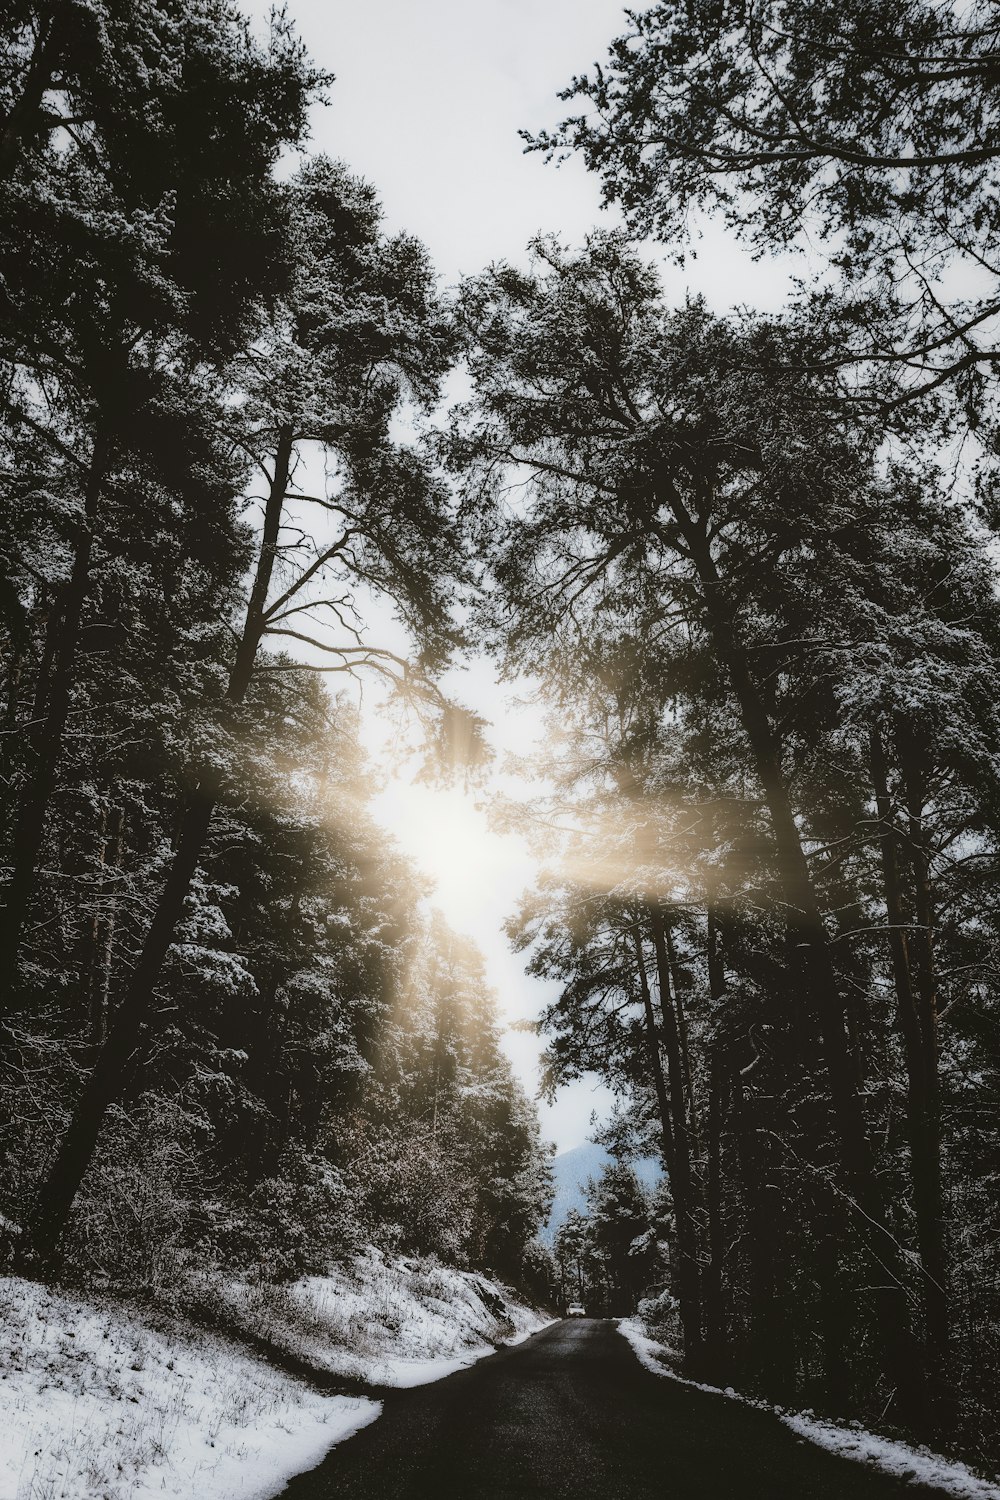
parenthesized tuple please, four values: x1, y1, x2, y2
(618, 1319, 1000, 1500)
(206, 1248, 554, 1388)
(0, 1277, 379, 1500)
(0, 1255, 551, 1500)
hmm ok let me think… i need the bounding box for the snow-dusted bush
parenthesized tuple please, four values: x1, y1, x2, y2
(202, 1150, 363, 1282)
(354, 1122, 479, 1264)
(64, 1095, 209, 1288)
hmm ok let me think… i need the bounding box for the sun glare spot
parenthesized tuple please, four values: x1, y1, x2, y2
(371, 780, 532, 940)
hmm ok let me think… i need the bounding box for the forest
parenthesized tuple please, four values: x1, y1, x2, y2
(2, 0, 1000, 1486)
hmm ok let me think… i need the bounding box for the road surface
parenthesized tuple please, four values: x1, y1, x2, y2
(280, 1318, 953, 1499)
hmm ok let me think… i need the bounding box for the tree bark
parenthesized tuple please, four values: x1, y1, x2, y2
(666, 496, 923, 1424)
(88, 803, 123, 1048)
(665, 923, 700, 1155)
(30, 593, 58, 725)
(648, 905, 705, 1374)
(729, 1058, 795, 1400)
(18, 424, 294, 1272)
(631, 923, 677, 1183)
(815, 1193, 850, 1408)
(631, 920, 707, 1367)
(2, 637, 22, 778)
(885, 722, 951, 1431)
(703, 909, 728, 1382)
(2, 429, 110, 1002)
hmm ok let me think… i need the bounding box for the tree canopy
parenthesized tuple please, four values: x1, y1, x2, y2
(528, 0, 1000, 410)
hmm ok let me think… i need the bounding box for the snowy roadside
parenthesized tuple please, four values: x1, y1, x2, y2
(204, 1248, 556, 1388)
(0, 1276, 379, 1500)
(619, 1319, 1000, 1500)
(0, 1259, 551, 1500)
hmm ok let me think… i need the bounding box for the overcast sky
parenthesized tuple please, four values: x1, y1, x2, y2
(268, 0, 797, 1154)
(286, 0, 626, 277)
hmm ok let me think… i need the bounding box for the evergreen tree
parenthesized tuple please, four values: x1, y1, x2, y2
(528, 0, 1000, 409)
(455, 232, 1000, 1437)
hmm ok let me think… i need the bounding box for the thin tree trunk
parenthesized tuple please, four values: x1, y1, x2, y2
(2, 429, 110, 1000)
(242, 837, 313, 1178)
(88, 804, 123, 1048)
(650, 909, 697, 1201)
(632, 920, 705, 1367)
(86, 802, 107, 1040)
(631, 923, 677, 1181)
(2, 637, 22, 777)
(888, 723, 951, 1431)
(703, 908, 728, 1382)
(30, 593, 58, 725)
(648, 905, 704, 1374)
(815, 1193, 850, 1408)
(665, 923, 701, 1157)
(18, 425, 294, 1272)
(704, 1055, 727, 1378)
(729, 1059, 793, 1399)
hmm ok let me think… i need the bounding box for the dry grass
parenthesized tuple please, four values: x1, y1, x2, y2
(0, 1277, 366, 1500)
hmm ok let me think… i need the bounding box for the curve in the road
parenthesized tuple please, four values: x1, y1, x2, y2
(280, 1317, 955, 1499)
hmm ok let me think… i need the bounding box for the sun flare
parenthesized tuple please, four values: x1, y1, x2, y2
(371, 780, 533, 939)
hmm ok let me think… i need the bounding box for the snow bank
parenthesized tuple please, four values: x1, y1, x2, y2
(209, 1248, 553, 1388)
(0, 1277, 379, 1500)
(0, 1254, 550, 1499)
(619, 1318, 1000, 1500)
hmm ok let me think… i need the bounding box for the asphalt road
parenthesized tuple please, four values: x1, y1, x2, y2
(280, 1318, 953, 1499)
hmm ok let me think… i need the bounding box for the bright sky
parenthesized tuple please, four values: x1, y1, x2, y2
(271, 0, 797, 1153)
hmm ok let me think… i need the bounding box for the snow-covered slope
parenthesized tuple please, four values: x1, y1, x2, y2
(0, 1277, 378, 1500)
(205, 1248, 553, 1388)
(0, 1256, 549, 1500)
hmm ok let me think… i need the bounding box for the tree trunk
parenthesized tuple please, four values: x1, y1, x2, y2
(237, 823, 319, 1177)
(632, 921, 706, 1367)
(703, 909, 728, 1382)
(648, 905, 705, 1374)
(887, 722, 951, 1431)
(665, 923, 700, 1156)
(30, 592, 58, 725)
(88, 803, 123, 1048)
(729, 1061, 795, 1400)
(18, 425, 294, 1272)
(2, 636, 22, 779)
(704, 1055, 727, 1380)
(2, 429, 110, 1001)
(670, 501, 923, 1424)
(631, 924, 677, 1182)
(814, 1191, 850, 1409)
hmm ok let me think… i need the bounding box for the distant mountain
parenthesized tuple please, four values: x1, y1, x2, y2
(542, 1143, 662, 1244)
